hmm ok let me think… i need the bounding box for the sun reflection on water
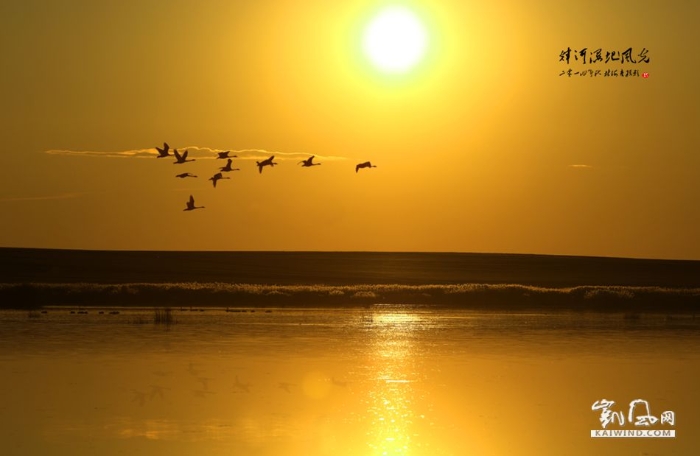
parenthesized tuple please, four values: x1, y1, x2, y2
(365, 311, 423, 455)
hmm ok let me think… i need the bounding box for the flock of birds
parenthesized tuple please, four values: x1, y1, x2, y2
(153, 142, 377, 211)
(128, 361, 350, 407)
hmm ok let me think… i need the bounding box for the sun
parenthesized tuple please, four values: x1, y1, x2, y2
(362, 6, 428, 74)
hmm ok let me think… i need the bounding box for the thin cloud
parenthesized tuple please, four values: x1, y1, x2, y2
(568, 164, 593, 169)
(45, 148, 154, 158)
(0, 192, 83, 202)
(230, 149, 347, 162)
(45, 146, 348, 161)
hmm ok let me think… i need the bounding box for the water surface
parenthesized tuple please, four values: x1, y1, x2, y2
(1, 308, 698, 455)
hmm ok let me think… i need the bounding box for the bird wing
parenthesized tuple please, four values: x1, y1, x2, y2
(183, 150, 189, 159)
(174, 149, 182, 160)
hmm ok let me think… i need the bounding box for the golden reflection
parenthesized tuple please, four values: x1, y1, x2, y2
(365, 311, 422, 455)
(368, 311, 424, 328)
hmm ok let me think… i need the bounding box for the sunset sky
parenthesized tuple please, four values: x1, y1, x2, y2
(1, 0, 698, 259)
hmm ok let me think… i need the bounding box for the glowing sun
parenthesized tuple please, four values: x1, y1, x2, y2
(362, 6, 428, 74)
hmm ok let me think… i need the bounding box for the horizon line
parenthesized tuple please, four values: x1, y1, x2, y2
(1, 246, 698, 263)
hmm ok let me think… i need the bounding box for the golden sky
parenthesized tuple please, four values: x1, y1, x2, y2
(1, 0, 698, 259)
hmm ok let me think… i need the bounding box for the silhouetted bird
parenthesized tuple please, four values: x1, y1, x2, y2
(209, 172, 230, 188)
(217, 151, 237, 159)
(233, 375, 251, 393)
(256, 156, 277, 174)
(176, 172, 197, 178)
(187, 362, 203, 377)
(173, 149, 195, 164)
(183, 195, 204, 211)
(131, 390, 148, 406)
(197, 377, 213, 391)
(156, 142, 170, 158)
(356, 161, 377, 173)
(278, 382, 295, 393)
(298, 155, 321, 167)
(219, 159, 240, 173)
(149, 385, 169, 400)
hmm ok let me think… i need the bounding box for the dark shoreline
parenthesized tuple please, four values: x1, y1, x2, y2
(2, 282, 699, 314)
(2, 248, 699, 312)
(2, 248, 700, 287)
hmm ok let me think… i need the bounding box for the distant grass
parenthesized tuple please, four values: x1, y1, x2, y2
(154, 307, 175, 325)
(1, 282, 699, 313)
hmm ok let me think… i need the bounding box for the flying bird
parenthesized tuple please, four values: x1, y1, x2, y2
(256, 155, 278, 174)
(131, 390, 148, 406)
(175, 172, 197, 178)
(278, 382, 296, 393)
(173, 149, 195, 164)
(233, 375, 251, 393)
(155, 142, 170, 158)
(183, 195, 204, 211)
(216, 151, 237, 159)
(209, 172, 230, 188)
(298, 155, 321, 167)
(186, 362, 203, 376)
(197, 377, 213, 391)
(219, 159, 240, 172)
(149, 385, 170, 400)
(355, 161, 377, 173)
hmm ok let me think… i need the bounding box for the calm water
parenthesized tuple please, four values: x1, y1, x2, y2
(1, 307, 699, 456)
